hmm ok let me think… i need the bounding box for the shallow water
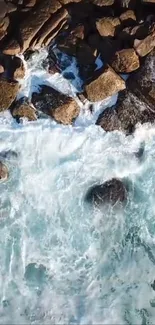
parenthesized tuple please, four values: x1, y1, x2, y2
(0, 49, 155, 324)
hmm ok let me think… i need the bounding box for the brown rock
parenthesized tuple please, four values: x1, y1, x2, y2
(59, 0, 81, 3)
(0, 16, 10, 32)
(0, 162, 9, 181)
(13, 57, 25, 79)
(32, 8, 68, 49)
(120, 10, 136, 22)
(76, 41, 96, 65)
(0, 1, 8, 19)
(0, 65, 4, 74)
(12, 102, 37, 121)
(3, 39, 21, 55)
(24, 0, 36, 7)
(96, 107, 121, 131)
(70, 25, 85, 40)
(3, 0, 62, 54)
(32, 86, 80, 124)
(142, 0, 155, 3)
(84, 66, 126, 102)
(91, 0, 115, 6)
(96, 17, 121, 37)
(134, 31, 155, 57)
(111, 48, 140, 73)
(0, 79, 19, 111)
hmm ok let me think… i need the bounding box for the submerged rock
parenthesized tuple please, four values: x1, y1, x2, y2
(85, 178, 127, 206)
(0, 79, 19, 111)
(0, 162, 9, 181)
(84, 66, 126, 102)
(32, 85, 80, 124)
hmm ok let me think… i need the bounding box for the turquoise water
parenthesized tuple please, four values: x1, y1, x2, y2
(0, 50, 155, 324)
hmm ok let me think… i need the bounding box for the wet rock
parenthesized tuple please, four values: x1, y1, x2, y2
(11, 99, 37, 121)
(118, 23, 152, 42)
(24, 0, 37, 7)
(96, 17, 121, 37)
(32, 85, 80, 124)
(96, 107, 121, 131)
(110, 48, 140, 73)
(0, 79, 19, 111)
(0, 162, 9, 181)
(13, 57, 25, 80)
(84, 66, 126, 102)
(70, 24, 85, 40)
(0, 150, 18, 160)
(85, 178, 127, 206)
(134, 31, 155, 57)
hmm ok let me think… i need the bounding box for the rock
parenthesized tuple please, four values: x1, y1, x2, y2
(0, 1, 8, 19)
(120, 10, 136, 25)
(59, 0, 81, 3)
(96, 107, 121, 131)
(118, 23, 152, 42)
(96, 17, 121, 37)
(3, 0, 62, 54)
(134, 31, 155, 57)
(76, 41, 96, 65)
(0, 79, 19, 111)
(0, 65, 4, 74)
(142, 0, 155, 3)
(91, 0, 115, 6)
(24, 0, 37, 7)
(0, 16, 10, 32)
(31, 8, 68, 49)
(32, 85, 80, 124)
(70, 24, 85, 40)
(85, 178, 127, 206)
(127, 50, 155, 108)
(11, 99, 37, 121)
(13, 57, 25, 80)
(0, 162, 9, 181)
(110, 48, 140, 73)
(84, 66, 126, 102)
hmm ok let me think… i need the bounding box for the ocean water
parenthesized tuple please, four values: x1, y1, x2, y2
(0, 49, 155, 324)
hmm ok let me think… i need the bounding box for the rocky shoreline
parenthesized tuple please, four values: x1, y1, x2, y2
(0, 0, 155, 201)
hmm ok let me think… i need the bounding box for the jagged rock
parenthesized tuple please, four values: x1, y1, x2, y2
(3, 0, 62, 54)
(120, 10, 136, 23)
(110, 48, 140, 73)
(96, 107, 121, 131)
(134, 31, 155, 56)
(0, 65, 4, 74)
(11, 101, 37, 121)
(24, 0, 37, 7)
(84, 66, 126, 102)
(118, 23, 152, 41)
(0, 162, 9, 181)
(96, 17, 121, 37)
(32, 85, 80, 124)
(85, 178, 127, 206)
(90, 0, 115, 6)
(0, 16, 10, 32)
(0, 79, 19, 111)
(32, 8, 68, 49)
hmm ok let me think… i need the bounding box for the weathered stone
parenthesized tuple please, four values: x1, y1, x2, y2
(111, 48, 140, 73)
(85, 178, 127, 206)
(96, 17, 121, 37)
(0, 16, 10, 32)
(96, 107, 121, 131)
(12, 101, 37, 121)
(84, 66, 126, 102)
(134, 31, 155, 57)
(33, 8, 68, 49)
(24, 0, 37, 7)
(0, 79, 19, 111)
(3, 0, 62, 54)
(0, 162, 9, 182)
(0, 1, 8, 19)
(32, 86, 80, 124)
(3, 39, 21, 55)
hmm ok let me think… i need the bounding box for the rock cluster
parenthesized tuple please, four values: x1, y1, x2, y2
(0, 0, 155, 132)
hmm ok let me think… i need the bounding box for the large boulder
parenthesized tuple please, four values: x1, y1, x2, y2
(96, 107, 121, 131)
(85, 178, 127, 206)
(0, 79, 19, 111)
(32, 86, 80, 124)
(84, 66, 126, 102)
(110, 48, 140, 73)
